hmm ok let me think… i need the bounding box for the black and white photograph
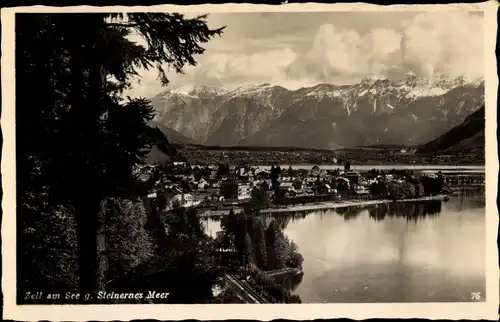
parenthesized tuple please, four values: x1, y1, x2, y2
(1, 2, 498, 321)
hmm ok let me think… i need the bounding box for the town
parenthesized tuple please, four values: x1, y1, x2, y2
(136, 160, 484, 216)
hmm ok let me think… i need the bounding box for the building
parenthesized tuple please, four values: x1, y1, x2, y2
(335, 177, 351, 191)
(254, 179, 272, 191)
(237, 164, 251, 177)
(256, 171, 269, 180)
(306, 176, 317, 183)
(239, 169, 254, 182)
(134, 164, 157, 182)
(220, 179, 251, 201)
(220, 180, 238, 200)
(355, 185, 370, 195)
(209, 170, 218, 180)
(292, 179, 304, 191)
(345, 171, 362, 185)
(279, 182, 296, 192)
(197, 179, 209, 190)
(166, 193, 201, 210)
(165, 185, 182, 195)
(310, 165, 321, 177)
(317, 183, 334, 194)
(237, 183, 251, 200)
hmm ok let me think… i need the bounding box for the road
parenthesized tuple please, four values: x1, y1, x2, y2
(225, 274, 271, 304)
(264, 267, 302, 278)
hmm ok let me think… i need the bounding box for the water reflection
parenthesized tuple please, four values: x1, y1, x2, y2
(285, 191, 486, 303)
(446, 189, 485, 212)
(367, 201, 442, 222)
(203, 191, 486, 303)
(204, 192, 485, 236)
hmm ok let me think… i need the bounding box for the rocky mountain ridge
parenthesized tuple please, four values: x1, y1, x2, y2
(150, 74, 484, 149)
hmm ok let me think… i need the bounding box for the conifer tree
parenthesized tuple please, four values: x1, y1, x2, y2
(243, 232, 255, 267)
(253, 220, 268, 269)
(16, 12, 224, 298)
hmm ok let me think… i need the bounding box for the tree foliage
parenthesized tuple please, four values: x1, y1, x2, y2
(108, 205, 222, 304)
(17, 12, 224, 299)
(270, 165, 281, 182)
(104, 198, 156, 278)
(250, 184, 270, 209)
(287, 252, 304, 269)
(19, 206, 79, 303)
(243, 232, 255, 267)
(252, 220, 268, 269)
(369, 180, 388, 197)
(217, 163, 231, 178)
(220, 212, 302, 273)
(370, 175, 444, 201)
(274, 186, 287, 206)
(265, 220, 290, 269)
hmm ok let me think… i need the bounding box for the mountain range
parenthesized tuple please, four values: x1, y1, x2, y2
(149, 74, 484, 150)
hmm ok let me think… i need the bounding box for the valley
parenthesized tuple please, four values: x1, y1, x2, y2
(149, 74, 484, 150)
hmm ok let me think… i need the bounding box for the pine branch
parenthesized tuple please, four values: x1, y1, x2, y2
(106, 22, 140, 28)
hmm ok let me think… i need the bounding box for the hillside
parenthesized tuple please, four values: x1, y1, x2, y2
(151, 75, 484, 149)
(418, 105, 485, 154)
(149, 121, 199, 145)
(144, 125, 185, 164)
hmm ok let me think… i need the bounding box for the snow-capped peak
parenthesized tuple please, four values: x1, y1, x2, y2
(223, 83, 281, 100)
(157, 74, 483, 106)
(161, 84, 228, 99)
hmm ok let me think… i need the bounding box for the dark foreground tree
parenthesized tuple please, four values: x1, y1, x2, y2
(105, 205, 222, 303)
(16, 13, 223, 300)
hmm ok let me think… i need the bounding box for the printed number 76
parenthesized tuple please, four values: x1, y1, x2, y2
(471, 292, 481, 300)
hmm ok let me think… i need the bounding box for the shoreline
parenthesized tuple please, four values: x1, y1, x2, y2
(189, 163, 485, 170)
(199, 194, 448, 217)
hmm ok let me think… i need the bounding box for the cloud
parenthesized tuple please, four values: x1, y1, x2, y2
(285, 24, 402, 82)
(122, 67, 173, 99)
(124, 48, 298, 97)
(178, 48, 298, 87)
(400, 11, 483, 79)
(285, 11, 483, 84)
(125, 11, 484, 97)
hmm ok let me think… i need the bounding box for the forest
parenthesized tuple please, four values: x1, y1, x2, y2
(368, 171, 445, 200)
(15, 12, 238, 304)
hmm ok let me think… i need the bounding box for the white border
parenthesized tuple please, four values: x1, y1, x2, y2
(2, 2, 499, 321)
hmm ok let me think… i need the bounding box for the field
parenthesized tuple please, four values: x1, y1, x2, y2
(173, 145, 484, 166)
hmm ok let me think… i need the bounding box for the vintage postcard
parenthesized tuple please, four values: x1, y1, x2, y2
(2, 1, 499, 321)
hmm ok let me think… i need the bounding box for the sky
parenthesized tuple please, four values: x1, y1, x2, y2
(125, 10, 484, 98)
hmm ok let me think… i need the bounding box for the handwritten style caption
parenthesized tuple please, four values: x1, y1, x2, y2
(24, 291, 170, 302)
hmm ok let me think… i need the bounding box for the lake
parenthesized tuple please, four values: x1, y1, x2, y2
(203, 189, 486, 303)
(254, 164, 485, 172)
